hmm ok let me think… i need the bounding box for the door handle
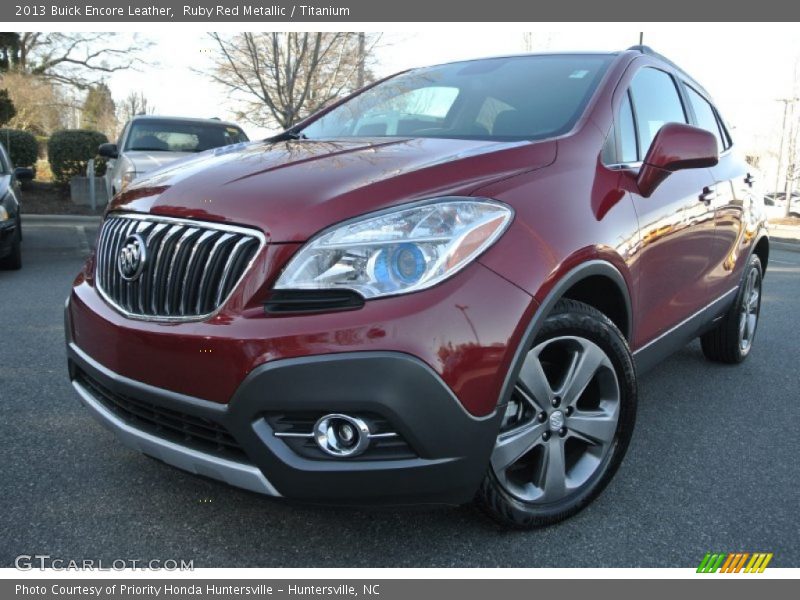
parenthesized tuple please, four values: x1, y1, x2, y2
(699, 186, 716, 204)
(744, 173, 756, 187)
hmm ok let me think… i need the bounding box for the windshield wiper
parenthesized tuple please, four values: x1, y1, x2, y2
(268, 130, 308, 142)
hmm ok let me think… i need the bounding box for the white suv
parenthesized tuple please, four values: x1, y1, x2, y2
(99, 116, 248, 196)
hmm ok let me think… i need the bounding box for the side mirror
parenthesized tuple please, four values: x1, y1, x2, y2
(98, 143, 118, 159)
(637, 123, 718, 198)
(13, 167, 34, 180)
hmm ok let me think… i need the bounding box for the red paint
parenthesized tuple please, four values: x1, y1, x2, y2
(70, 50, 766, 416)
(637, 123, 718, 197)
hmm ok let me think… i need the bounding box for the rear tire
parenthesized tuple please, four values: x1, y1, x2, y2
(701, 255, 762, 364)
(475, 299, 637, 528)
(0, 223, 22, 270)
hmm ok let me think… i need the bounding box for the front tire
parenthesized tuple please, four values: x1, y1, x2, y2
(476, 299, 637, 528)
(700, 255, 762, 364)
(0, 223, 22, 270)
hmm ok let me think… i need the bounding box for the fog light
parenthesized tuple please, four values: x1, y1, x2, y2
(313, 414, 371, 457)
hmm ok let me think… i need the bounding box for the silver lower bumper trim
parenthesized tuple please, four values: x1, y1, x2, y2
(72, 380, 281, 497)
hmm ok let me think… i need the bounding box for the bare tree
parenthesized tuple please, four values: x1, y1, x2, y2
(118, 90, 155, 123)
(0, 72, 72, 134)
(2, 32, 150, 90)
(205, 32, 379, 129)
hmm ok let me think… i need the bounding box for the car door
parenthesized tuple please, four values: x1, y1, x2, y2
(682, 83, 750, 301)
(625, 67, 718, 347)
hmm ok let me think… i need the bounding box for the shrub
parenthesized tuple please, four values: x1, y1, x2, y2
(0, 128, 39, 169)
(47, 129, 108, 185)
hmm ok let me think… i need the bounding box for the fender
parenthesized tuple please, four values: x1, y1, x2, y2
(495, 259, 632, 408)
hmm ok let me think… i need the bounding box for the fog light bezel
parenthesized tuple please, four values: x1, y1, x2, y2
(313, 414, 371, 457)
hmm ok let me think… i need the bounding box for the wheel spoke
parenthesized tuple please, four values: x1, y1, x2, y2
(491, 421, 547, 472)
(568, 408, 618, 445)
(540, 438, 567, 501)
(517, 352, 553, 411)
(748, 289, 759, 312)
(746, 313, 757, 339)
(560, 341, 607, 405)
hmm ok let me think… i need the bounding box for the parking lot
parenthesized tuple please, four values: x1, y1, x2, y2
(1, 219, 798, 568)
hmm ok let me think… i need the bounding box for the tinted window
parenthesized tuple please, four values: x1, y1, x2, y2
(476, 96, 514, 136)
(124, 120, 248, 153)
(353, 86, 460, 136)
(629, 68, 686, 152)
(685, 85, 724, 152)
(302, 54, 613, 141)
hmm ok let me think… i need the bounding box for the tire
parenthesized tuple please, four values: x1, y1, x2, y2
(0, 222, 22, 270)
(476, 299, 637, 528)
(701, 255, 763, 364)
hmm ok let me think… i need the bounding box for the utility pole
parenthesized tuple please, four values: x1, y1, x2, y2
(774, 97, 799, 215)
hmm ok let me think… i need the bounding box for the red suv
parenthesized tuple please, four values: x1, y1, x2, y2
(65, 46, 769, 527)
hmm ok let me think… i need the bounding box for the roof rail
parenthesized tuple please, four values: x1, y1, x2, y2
(625, 45, 709, 96)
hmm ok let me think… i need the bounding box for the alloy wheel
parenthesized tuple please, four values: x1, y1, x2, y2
(738, 267, 761, 353)
(491, 335, 621, 503)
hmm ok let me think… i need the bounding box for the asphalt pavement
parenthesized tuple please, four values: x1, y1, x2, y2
(1, 220, 798, 568)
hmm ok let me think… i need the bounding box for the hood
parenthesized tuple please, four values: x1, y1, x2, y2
(124, 150, 196, 174)
(110, 137, 556, 242)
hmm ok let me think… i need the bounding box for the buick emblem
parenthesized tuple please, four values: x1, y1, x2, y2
(118, 233, 147, 281)
(549, 410, 565, 432)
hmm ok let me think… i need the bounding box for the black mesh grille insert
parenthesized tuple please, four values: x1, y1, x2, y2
(76, 368, 248, 463)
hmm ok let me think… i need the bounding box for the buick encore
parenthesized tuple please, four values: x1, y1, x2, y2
(65, 46, 769, 527)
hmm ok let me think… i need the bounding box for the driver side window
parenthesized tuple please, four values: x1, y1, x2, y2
(629, 67, 687, 153)
(603, 67, 687, 166)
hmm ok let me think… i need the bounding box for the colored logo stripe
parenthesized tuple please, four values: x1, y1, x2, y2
(697, 552, 773, 573)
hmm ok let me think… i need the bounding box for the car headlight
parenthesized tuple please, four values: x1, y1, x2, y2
(120, 169, 137, 190)
(0, 205, 9, 222)
(274, 197, 513, 299)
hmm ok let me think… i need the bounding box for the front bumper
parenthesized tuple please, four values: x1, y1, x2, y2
(66, 336, 503, 505)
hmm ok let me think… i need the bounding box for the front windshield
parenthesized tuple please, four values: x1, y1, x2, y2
(124, 120, 248, 152)
(301, 54, 613, 141)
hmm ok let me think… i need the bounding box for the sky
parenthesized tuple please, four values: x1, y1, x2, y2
(105, 24, 800, 186)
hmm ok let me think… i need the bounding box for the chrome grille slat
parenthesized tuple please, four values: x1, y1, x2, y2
(95, 214, 264, 321)
(215, 237, 255, 307)
(195, 233, 235, 314)
(179, 229, 218, 316)
(105, 219, 125, 297)
(117, 220, 138, 309)
(164, 227, 201, 315)
(150, 225, 184, 314)
(139, 223, 169, 313)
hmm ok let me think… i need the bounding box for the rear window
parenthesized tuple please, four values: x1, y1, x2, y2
(302, 54, 613, 141)
(125, 121, 248, 153)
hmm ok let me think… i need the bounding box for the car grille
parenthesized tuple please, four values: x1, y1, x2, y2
(95, 214, 263, 320)
(76, 368, 248, 463)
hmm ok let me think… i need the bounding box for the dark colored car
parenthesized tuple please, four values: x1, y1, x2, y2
(0, 142, 33, 270)
(65, 46, 768, 527)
